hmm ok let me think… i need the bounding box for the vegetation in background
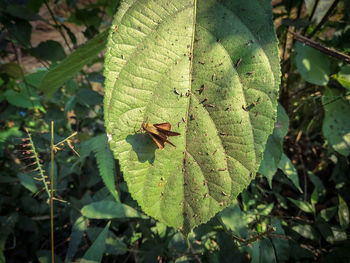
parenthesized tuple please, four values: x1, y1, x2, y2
(0, 0, 349, 262)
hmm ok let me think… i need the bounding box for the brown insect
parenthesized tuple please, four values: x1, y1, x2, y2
(141, 122, 180, 150)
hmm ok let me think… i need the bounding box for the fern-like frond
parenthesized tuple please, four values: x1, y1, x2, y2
(81, 134, 119, 201)
(24, 128, 51, 198)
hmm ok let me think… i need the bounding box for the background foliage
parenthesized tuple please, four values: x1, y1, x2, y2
(0, 0, 350, 262)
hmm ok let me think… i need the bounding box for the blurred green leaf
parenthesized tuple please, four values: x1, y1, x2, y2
(322, 87, 350, 156)
(4, 84, 44, 111)
(320, 206, 337, 222)
(217, 200, 248, 239)
(316, 217, 333, 242)
(294, 42, 330, 85)
(338, 195, 349, 230)
(308, 172, 326, 199)
(36, 250, 62, 263)
(65, 216, 88, 263)
(257, 203, 274, 216)
(39, 30, 108, 99)
(310, 187, 318, 206)
(17, 173, 37, 194)
(291, 224, 320, 240)
(325, 226, 348, 244)
(30, 40, 66, 62)
(105, 231, 127, 256)
(334, 64, 350, 90)
(25, 69, 48, 88)
(81, 222, 110, 263)
(278, 154, 303, 193)
(168, 232, 188, 254)
(76, 88, 103, 106)
(7, 19, 32, 47)
(0, 62, 24, 78)
(0, 127, 22, 143)
(288, 198, 314, 214)
(6, 5, 45, 21)
(271, 218, 289, 262)
(258, 238, 277, 263)
(259, 103, 289, 187)
(81, 200, 145, 219)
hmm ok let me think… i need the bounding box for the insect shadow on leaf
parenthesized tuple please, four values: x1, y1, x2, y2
(126, 133, 157, 164)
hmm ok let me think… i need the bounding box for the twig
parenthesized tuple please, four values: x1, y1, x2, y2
(308, 0, 340, 38)
(291, 32, 350, 64)
(302, 0, 320, 35)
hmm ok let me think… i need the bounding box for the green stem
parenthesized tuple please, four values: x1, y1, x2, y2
(54, 132, 78, 147)
(50, 121, 55, 263)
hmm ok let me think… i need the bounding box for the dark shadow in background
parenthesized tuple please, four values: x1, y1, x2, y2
(126, 133, 157, 164)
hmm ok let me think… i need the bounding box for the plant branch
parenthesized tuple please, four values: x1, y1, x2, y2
(54, 132, 78, 147)
(291, 32, 350, 64)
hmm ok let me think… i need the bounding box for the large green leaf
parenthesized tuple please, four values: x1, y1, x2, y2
(104, 0, 280, 233)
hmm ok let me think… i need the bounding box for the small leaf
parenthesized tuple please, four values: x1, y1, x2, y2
(39, 30, 108, 99)
(30, 40, 66, 62)
(278, 154, 302, 193)
(310, 188, 318, 206)
(322, 87, 350, 156)
(81, 201, 145, 219)
(259, 103, 289, 187)
(288, 198, 314, 214)
(320, 206, 337, 222)
(338, 195, 349, 230)
(308, 172, 326, 199)
(17, 173, 38, 194)
(294, 42, 330, 85)
(257, 203, 274, 216)
(333, 64, 350, 90)
(81, 222, 110, 263)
